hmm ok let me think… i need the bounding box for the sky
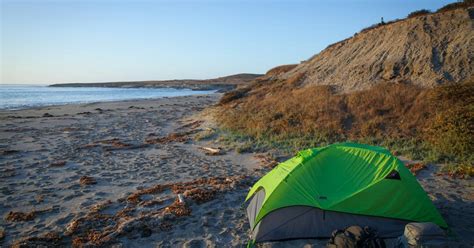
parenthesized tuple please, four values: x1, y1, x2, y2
(1, 0, 454, 85)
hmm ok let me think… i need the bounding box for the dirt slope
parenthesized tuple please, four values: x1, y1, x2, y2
(278, 8, 473, 92)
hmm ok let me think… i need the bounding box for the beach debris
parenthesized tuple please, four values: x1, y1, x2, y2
(127, 184, 170, 204)
(77, 111, 92, 115)
(99, 138, 131, 148)
(11, 231, 64, 247)
(145, 131, 194, 144)
(254, 154, 278, 168)
(62, 175, 251, 246)
(115, 207, 134, 219)
(405, 162, 427, 175)
(49, 160, 67, 167)
(165, 199, 191, 217)
(159, 221, 173, 231)
(129, 105, 145, 109)
(42, 112, 54, 117)
(5, 206, 58, 222)
(35, 195, 44, 203)
(198, 146, 224, 156)
(183, 188, 216, 204)
(0, 227, 5, 241)
(104, 144, 148, 151)
(80, 143, 99, 149)
(79, 176, 97, 186)
(0, 149, 19, 155)
(5, 211, 36, 222)
(80, 138, 147, 151)
(62, 127, 80, 132)
(90, 200, 112, 213)
(0, 168, 16, 178)
(139, 198, 165, 207)
(178, 120, 204, 130)
(177, 194, 186, 203)
(71, 229, 113, 247)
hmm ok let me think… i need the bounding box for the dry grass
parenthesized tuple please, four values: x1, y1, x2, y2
(219, 87, 250, 105)
(218, 81, 429, 140)
(217, 77, 473, 174)
(265, 64, 298, 77)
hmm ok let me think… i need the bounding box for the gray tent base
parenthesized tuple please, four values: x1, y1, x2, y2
(247, 190, 410, 242)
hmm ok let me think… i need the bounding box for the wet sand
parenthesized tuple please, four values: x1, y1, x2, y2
(0, 93, 472, 247)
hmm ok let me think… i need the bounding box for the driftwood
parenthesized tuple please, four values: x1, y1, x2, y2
(198, 146, 224, 156)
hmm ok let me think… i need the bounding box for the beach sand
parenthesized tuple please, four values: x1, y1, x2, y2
(0, 93, 472, 247)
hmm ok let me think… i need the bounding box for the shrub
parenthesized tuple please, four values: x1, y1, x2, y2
(218, 87, 250, 105)
(437, 0, 474, 13)
(423, 78, 474, 161)
(407, 9, 431, 18)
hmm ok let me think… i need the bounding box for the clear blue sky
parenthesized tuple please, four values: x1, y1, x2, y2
(1, 0, 453, 84)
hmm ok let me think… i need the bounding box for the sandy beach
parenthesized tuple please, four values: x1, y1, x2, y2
(1, 93, 473, 247)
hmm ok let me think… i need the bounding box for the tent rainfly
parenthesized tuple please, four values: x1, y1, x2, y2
(246, 143, 447, 243)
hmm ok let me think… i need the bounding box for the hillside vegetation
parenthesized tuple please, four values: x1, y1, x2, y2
(217, 4, 474, 176)
(50, 73, 262, 91)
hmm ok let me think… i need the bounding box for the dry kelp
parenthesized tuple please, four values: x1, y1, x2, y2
(145, 131, 193, 144)
(49, 160, 67, 167)
(254, 154, 278, 168)
(79, 176, 97, 186)
(5, 211, 36, 222)
(80, 138, 147, 151)
(11, 232, 64, 248)
(5, 207, 56, 222)
(62, 175, 251, 246)
(164, 200, 191, 217)
(405, 162, 427, 175)
(0, 149, 19, 155)
(178, 120, 204, 130)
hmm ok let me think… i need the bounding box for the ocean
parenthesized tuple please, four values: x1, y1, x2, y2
(0, 85, 215, 110)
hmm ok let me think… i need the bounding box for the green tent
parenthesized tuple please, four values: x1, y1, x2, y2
(246, 143, 447, 242)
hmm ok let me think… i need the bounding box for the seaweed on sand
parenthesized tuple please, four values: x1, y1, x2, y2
(79, 176, 97, 186)
(5, 211, 35, 222)
(145, 131, 193, 144)
(11, 232, 64, 247)
(164, 200, 192, 217)
(405, 162, 427, 175)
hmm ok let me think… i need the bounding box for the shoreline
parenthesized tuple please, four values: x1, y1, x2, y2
(0, 93, 217, 113)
